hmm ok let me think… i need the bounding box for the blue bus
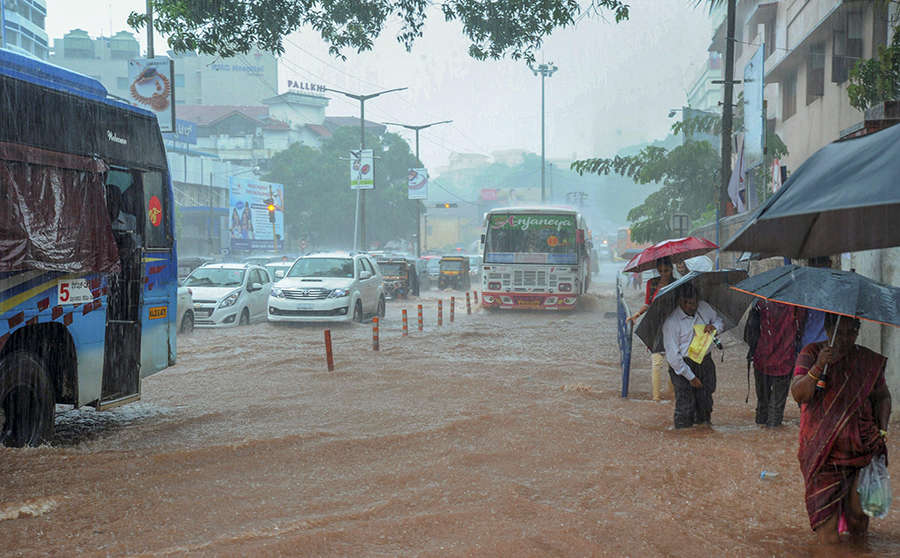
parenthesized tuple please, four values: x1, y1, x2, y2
(0, 50, 177, 446)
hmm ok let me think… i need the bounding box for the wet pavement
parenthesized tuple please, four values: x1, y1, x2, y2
(2, 262, 898, 556)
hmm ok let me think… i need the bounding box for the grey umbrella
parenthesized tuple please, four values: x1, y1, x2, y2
(722, 123, 900, 259)
(635, 270, 752, 352)
(731, 264, 900, 327)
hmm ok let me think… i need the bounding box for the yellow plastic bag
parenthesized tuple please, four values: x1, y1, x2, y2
(687, 324, 715, 364)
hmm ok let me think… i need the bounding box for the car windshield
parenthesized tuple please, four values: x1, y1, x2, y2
(266, 264, 292, 279)
(288, 257, 355, 278)
(184, 267, 245, 287)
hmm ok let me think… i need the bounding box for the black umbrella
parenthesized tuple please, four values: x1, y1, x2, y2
(722, 123, 900, 259)
(730, 264, 900, 327)
(635, 270, 752, 352)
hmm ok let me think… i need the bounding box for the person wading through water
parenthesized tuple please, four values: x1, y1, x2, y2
(628, 256, 676, 402)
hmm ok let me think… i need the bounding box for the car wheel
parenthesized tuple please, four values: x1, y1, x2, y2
(180, 311, 194, 334)
(239, 308, 250, 326)
(377, 295, 386, 318)
(353, 300, 364, 323)
(0, 351, 54, 447)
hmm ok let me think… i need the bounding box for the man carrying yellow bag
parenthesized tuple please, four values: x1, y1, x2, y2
(662, 283, 725, 429)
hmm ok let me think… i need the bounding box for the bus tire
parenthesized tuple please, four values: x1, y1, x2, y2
(0, 351, 55, 448)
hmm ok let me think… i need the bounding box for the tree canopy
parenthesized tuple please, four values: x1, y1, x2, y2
(263, 127, 420, 251)
(130, 0, 630, 61)
(848, 16, 900, 111)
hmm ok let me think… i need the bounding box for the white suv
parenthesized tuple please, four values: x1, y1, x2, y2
(183, 263, 272, 327)
(268, 252, 385, 323)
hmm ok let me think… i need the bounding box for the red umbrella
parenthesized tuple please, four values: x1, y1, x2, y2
(623, 237, 718, 273)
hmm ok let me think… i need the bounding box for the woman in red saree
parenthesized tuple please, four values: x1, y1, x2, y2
(791, 313, 891, 544)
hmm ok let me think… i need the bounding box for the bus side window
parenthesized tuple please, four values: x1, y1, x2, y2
(142, 171, 169, 248)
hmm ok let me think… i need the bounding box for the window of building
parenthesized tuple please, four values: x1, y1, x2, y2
(806, 43, 825, 104)
(832, 10, 864, 83)
(116, 77, 129, 90)
(764, 20, 776, 59)
(6, 29, 19, 48)
(782, 72, 797, 120)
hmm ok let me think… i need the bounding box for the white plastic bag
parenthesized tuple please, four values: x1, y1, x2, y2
(857, 454, 892, 519)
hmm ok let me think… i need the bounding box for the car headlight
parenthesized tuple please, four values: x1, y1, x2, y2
(270, 287, 284, 298)
(218, 289, 242, 308)
(328, 288, 349, 298)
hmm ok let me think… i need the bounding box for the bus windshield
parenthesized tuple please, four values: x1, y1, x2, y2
(185, 268, 246, 287)
(484, 213, 577, 264)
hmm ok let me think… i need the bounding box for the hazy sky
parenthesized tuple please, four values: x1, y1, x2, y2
(45, 1, 714, 171)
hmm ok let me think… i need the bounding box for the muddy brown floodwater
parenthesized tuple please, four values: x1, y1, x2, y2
(2, 274, 898, 557)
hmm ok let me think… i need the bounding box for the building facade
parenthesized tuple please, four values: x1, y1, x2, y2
(0, 0, 48, 60)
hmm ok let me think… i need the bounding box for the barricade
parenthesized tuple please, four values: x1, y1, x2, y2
(401, 309, 409, 337)
(417, 304, 424, 331)
(466, 292, 472, 314)
(437, 300, 443, 326)
(372, 317, 380, 351)
(324, 329, 335, 371)
(450, 296, 455, 323)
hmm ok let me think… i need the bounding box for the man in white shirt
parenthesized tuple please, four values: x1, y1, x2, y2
(662, 283, 725, 429)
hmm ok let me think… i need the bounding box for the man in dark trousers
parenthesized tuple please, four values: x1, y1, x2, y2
(662, 283, 724, 429)
(745, 300, 803, 427)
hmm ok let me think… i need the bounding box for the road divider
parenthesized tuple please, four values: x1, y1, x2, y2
(438, 300, 443, 326)
(466, 292, 471, 315)
(402, 309, 408, 337)
(324, 329, 335, 371)
(372, 317, 380, 351)
(417, 304, 424, 331)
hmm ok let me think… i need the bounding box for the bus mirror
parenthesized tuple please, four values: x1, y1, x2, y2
(480, 234, 485, 245)
(576, 229, 585, 245)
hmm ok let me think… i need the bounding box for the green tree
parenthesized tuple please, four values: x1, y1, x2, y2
(130, 0, 629, 61)
(263, 127, 420, 250)
(848, 12, 900, 111)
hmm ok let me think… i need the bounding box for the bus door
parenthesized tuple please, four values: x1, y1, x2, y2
(99, 168, 145, 409)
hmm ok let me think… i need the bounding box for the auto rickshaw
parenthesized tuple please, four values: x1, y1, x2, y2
(438, 256, 471, 290)
(377, 257, 419, 299)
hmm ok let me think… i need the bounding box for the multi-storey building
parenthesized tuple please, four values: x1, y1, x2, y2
(0, 0, 48, 60)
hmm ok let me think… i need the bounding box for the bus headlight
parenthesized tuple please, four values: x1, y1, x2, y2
(488, 281, 502, 290)
(558, 282, 573, 293)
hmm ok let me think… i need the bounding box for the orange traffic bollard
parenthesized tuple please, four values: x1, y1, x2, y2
(474, 290, 479, 303)
(372, 317, 380, 351)
(450, 296, 455, 322)
(401, 309, 408, 337)
(324, 329, 335, 371)
(466, 292, 472, 315)
(437, 300, 443, 326)
(417, 304, 424, 331)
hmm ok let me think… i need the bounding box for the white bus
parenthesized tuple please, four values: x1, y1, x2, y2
(480, 206, 591, 310)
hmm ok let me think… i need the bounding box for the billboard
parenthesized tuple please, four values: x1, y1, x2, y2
(743, 44, 765, 170)
(229, 177, 284, 252)
(408, 168, 428, 199)
(350, 149, 374, 190)
(127, 57, 176, 133)
(163, 119, 198, 144)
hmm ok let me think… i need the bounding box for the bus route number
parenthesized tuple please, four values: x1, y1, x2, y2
(58, 279, 93, 305)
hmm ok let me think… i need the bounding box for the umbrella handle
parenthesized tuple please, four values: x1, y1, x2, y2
(815, 315, 840, 391)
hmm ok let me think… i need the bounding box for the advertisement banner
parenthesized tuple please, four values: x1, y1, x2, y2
(407, 168, 428, 199)
(163, 119, 198, 144)
(127, 57, 176, 133)
(350, 149, 374, 190)
(229, 177, 284, 252)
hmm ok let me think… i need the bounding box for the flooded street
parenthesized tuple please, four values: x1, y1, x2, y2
(2, 263, 898, 557)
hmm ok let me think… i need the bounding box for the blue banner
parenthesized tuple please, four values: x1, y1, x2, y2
(163, 119, 198, 144)
(617, 275, 633, 398)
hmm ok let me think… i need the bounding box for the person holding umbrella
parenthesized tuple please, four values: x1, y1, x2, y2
(628, 256, 676, 401)
(661, 283, 725, 428)
(791, 313, 891, 544)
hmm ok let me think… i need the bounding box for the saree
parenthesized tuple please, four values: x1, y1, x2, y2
(794, 343, 887, 530)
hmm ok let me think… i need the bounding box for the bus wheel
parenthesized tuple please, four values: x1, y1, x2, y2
(0, 351, 54, 448)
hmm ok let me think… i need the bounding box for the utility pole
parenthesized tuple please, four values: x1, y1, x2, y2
(324, 86, 407, 251)
(145, 0, 154, 57)
(529, 62, 558, 203)
(383, 120, 453, 258)
(718, 0, 737, 269)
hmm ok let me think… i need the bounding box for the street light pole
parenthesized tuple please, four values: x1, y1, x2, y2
(529, 62, 557, 203)
(383, 120, 453, 257)
(324, 86, 407, 251)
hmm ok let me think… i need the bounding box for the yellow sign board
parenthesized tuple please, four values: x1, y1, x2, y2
(148, 306, 168, 320)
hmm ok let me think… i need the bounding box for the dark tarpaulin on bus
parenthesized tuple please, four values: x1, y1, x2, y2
(0, 142, 119, 273)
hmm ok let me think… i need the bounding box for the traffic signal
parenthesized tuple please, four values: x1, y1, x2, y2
(264, 198, 276, 223)
(434, 202, 458, 208)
